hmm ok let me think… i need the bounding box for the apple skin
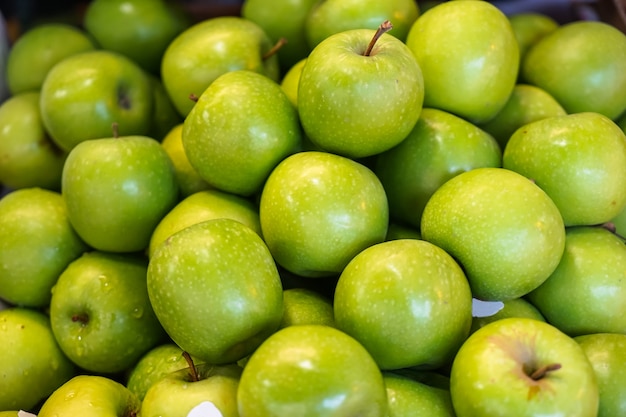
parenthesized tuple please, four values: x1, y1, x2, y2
(6, 23, 96, 95)
(375, 107, 502, 229)
(405, 0, 519, 123)
(49, 251, 166, 374)
(280, 58, 307, 109)
(0, 308, 76, 412)
(37, 375, 140, 417)
(298, 27, 424, 158)
(522, 20, 626, 120)
(526, 226, 626, 336)
(183, 70, 302, 196)
(384, 372, 455, 417)
(450, 318, 599, 417)
(574, 333, 626, 417)
(62, 135, 179, 253)
(279, 287, 336, 329)
(147, 218, 284, 365)
(470, 297, 545, 334)
(508, 12, 559, 64)
(503, 112, 626, 226)
(237, 324, 389, 417)
(0, 188, 87, 307)
(148, 75, 184, 142)
(161, 16, 280, 117)
(259, 151, 389, 278)
(420, 167, 566, 301)
(0, 92, 67, 191)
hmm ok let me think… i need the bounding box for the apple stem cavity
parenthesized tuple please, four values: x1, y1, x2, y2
(363, 20, 393, 57)
(529, 363, 562, 380)
(183, 351, 200, 382)
(71, 313, 89, 326)
(262, 37, 288, 60)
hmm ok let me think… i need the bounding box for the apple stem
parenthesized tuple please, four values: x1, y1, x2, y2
(600, 221, 626, 241)
(262, 37, 288, 60)
(363, 20, 393, 57)
(183, 351, 199, 382)
(111, 122, 119, 139)
(71, 313, 89, 326)
(189, 93, 199, 103)
(529, 363, 561, 380)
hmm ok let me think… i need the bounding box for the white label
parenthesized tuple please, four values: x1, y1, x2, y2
(471, 298, 504, 318)
(187, 401, 224, 417)
(18, 411, 37, 417)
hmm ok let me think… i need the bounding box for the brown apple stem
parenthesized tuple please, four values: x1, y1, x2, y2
(529, 363, 561, 380)
(71, 313, 88, 325)
(600, 222, 626, 241)
(183, 351, 199, 382)
(189, 93, 199, 103)
(363, 20, 393, 57)
(262, 37, 288, 60)
(111, 122, 119, 138)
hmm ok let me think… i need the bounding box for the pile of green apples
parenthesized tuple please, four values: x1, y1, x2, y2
(1, 0, 625, 416)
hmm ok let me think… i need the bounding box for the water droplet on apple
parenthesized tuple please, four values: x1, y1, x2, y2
(131, 307, 144, 318)
(65, 390, 76, 400)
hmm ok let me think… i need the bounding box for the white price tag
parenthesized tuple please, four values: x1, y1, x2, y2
(187, 401, 224, 417)
(471, 298, 504, 318)
(18, 411, 37, 417)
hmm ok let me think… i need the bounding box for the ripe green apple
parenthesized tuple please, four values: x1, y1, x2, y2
(141, 362, 242, 417)
(161, 16, 280, 117)
(148, 188, 261, 258)
(334, 238, 472, 370)
(62, 135, 179, 253)
(37, 375, 140, 417)
(574, 333, 626, 417)
(375, 107, 502, 229)
(40, 50, 154, 152)
(49, 251, 166, 374)
(503, 112, 626, 226)
(237, 324, 389, 417)
(522, 20, 626, 120)
(526, 226, 626, 336)
(0, 308, 75, 412)
(183, 70, 302, 196)
(147, 218, 284, 365)
(6, 23, 96, 95)
(298, 23, 424, 158)
(508, 12, 559, 64)
(280, 287, 335, 328)
(0, 92, 67, 191)
(280, 57, 306, 108)
(420, 167, 566, 301)
(450, 318, 599, 417)
(384, 372, 455, 417)
(259, 151, 389, 277)
(148, 75, 183, 142)
(305, 0, 420, 48)
(405, 0, 519, 123)
(0, 188, 87, 307)
(83, 0, 189, 74)
(470, 297, 545, 334)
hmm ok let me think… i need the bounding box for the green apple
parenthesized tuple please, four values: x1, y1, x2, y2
(385, 222, 421, 241)
(280, 57, 307, 108)
(259, 151, 389, 277)
(503, 112, 626, 226)
(161, 16, 281, 117)
(610, 202, 626, 237)
(526, 226, 626, 336)
(6, 23, 96, 95)
(40, 50, 154, 152)
(470, 297, 545, 334)
(0, 188, 87, 307)
(405, 0, 519, 123)
(147, 218, 284, 364)
(279, 287, 335, 328)
(384, 372, 455, 417)
(522, 20, 626, 120)
(478, 83, 566, 149)
(0, 308, 75, 412)
(305, 0, 420, 48)
(84, 0, 189, 74)
(420, 167, 566, 301)
(0, 92, 67, 191)
(575, 333, 626, 417)
(141, 362, 242, 417)
(334, 238, 472, 370)
(49, 251, 166, 374)
(148, 75, 184, 141)
(148, 188, 261, 258)
(375, 107, 502, 229)
(450, 318, 599, 417)
(237, 324, 389, 417)
(38, 375, 140, 417)
(298, 23, 424, 158)
(182, 70, 302, 196)
(62, 135, 179, 253)
(508, 12, 559, 64)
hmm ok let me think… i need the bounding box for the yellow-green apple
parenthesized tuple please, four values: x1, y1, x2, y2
(375, 107, 501, 229)
(259, 151, 389, 277)
(503, 112, 626, 226)
(237, 324, 389, 417)
(0, 308, 75, 412)
(405, 0, 519, 123)
(508, 12, 559, 65)
(49, 251, 166, 374)
(0, 188, 87, 307)
(62, 135, 179, 253)
(182, 70, 302, 196)
(298, 22, 424, 158)
(470, 297, 545, 334)
(384, 372, 455, 417)
(280, 58, 306, 108)
(420, 167, 565, 301)
(279, 287, 335, 328)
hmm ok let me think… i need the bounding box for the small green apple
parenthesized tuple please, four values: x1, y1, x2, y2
(279, 287, 335, 329)
(237, 324, 389, 417)
(280, 57, 306, 108)
(470, 297, 545, 334)
(420, 167, 566, 301)
(0, 308, 76, 412)
(384, 372, 455, 417)
(508, 12, 559, 64)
